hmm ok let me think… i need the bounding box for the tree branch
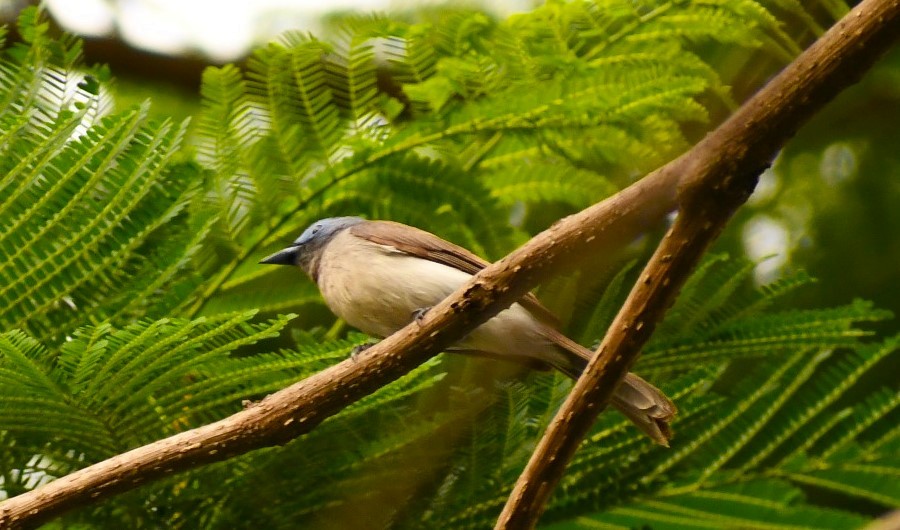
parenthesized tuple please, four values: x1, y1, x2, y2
(495, 0, 900, 528)
(0, 123, 681, 530)
(1, 0, 898, 527)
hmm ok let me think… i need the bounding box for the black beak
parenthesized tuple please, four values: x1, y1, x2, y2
(259, 246, 299, 266)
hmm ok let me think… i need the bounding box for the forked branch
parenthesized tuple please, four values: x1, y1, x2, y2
(496, 0, 900, 527)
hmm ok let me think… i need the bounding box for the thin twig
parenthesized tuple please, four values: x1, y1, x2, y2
(495, 0, 900, 527)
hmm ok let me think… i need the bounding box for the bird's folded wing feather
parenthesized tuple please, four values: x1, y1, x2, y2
(350, 221, 559, 325)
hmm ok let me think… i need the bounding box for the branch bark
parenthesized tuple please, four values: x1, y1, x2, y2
(495, 0, 900, 528)
(1, 1, 898, 528)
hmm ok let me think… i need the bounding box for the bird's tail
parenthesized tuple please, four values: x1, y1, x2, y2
(610, 372, 676, 446)
(543, 331, 677, 446)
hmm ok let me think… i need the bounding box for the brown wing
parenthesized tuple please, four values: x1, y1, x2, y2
(349, 221, 559, 326)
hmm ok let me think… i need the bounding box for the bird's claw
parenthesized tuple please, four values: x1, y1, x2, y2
(411, 307, 431, 325)
(350, 342, 375, 361)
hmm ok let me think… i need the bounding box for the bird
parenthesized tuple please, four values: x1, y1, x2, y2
(261, 216, 676, 445)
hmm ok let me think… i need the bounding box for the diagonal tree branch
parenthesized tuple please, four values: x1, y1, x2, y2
(495, 0, 900, 528)
(0, 125, 682, 530)
(2, 1, 899, 528)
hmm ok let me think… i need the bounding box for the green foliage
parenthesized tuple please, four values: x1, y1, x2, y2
(0, 313, 294, 460)
(1, 3, 898, 530)
(0, 8, 204, 344)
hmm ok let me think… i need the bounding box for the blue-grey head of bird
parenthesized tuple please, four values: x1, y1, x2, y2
(259, 216, 364, 278)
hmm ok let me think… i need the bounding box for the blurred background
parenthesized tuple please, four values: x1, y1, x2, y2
(1, 0, 532, 94)
(42, 0, 534, 61)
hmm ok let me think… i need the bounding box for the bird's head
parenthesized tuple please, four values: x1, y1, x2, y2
(259, 216, 364, 276)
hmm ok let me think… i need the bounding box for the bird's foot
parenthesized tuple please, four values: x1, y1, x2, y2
(350, 341, 376, 361)
(411, 306, 432, 325)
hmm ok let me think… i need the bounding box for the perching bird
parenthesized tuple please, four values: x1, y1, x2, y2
(261, 217, 676, 445)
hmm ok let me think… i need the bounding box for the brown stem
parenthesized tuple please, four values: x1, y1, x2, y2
(495, 0, 900, 528)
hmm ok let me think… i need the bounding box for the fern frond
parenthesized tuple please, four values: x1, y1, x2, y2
(654, 256, 814, 341)
(731, 337, 900, 471)
(0, 7, 50, 118)
(197, 263, 324, 316)
(643, 349, 809, 484)
(0, 88, 200, 340)
(0, 330, 66, 398)
(0, 108, 86, 199)
(326, 21, 382, 130)
(716, 269, 819, 326)
(572, 260, 639, 349)
(342, 361, 446, 421)
(244, 38, 343, 178)
(196, 64, 263, 242)
(705, 349, 832, 477)
(0, 313, 294, 463)
(557, 372, 717, 506)
(643, 300, 889, 373)
(108, 210, 214, 321)
(814, 387, 900, 460)
(104, 313, 292, 428)
(656, 254, 755, 337)
(483, 162, 617, 208)
(780, 455, 900, 508)
(553, 479, 868, 530)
